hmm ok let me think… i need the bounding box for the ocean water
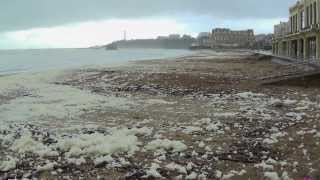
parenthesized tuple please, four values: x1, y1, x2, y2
(0, 48, 192, 75)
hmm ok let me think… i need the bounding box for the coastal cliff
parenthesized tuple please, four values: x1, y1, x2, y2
(107, 38, 196, 49)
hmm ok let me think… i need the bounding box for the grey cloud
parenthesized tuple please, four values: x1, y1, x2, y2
(1, 0, 296, 32)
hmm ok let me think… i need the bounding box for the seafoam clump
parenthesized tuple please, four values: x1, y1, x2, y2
(264, 172, 280, 180)
(144, 163, 163, 178)
(286, 112, 305, 121)
(182, 126, 202, 134)
(10, 130, 58, 157)
(254, 161, 274, 171)
(198, 141, 205, 148)
(281, 171, 292, 180)
(146, 99, 177, 105)
(67, 157, 86, 166)
(198, 173, 207, 180)
(0, 156, 17, 172)
(314, 132, 320, 138)
(145, 139, 187, 153)
(236, 92, 265, 99)
(206, 121, 225, 134)
(123, 127, 154, 136)
(165, 162, 187, 174)
(0, 131, 15, 147)
(185, 172, 198, 179)
(213, 112, 238, 118)
(94, 155, 114, 166)
(263, 131, 287, 144)
(215, 170, 222, 178)
(37, 162, 57, 172)
(56, 128, 142, 157)
(283, 99, 297, 106)
(222, 170, 247, 179)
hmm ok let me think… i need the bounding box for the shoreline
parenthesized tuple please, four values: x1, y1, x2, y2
(1, 50, 320, 179)
(0, 48, 193, 78)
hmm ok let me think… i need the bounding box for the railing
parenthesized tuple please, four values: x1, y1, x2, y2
(271, 54, 320, 67)
(254, 50, 320, 68)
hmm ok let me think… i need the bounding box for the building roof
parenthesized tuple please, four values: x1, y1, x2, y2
(289, 0, 303, 12)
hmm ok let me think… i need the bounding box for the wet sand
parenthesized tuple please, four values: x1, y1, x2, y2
(1, 50, 320, 180)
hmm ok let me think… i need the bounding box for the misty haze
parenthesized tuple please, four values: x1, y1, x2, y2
(1, 0, 320, 180)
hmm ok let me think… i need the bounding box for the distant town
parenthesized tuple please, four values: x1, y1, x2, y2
(83, 0, 320, 76)
(99, 0, 320, 67)
(101, 28, 272, 51)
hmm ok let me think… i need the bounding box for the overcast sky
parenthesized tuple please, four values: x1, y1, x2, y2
(0, 0, 296, 49)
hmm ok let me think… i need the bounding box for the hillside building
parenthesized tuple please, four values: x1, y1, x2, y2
(210, 28, 255, 48)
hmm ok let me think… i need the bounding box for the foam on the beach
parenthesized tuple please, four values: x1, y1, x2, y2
(145, 139, 187, 153)
(0, 70, 134, 125)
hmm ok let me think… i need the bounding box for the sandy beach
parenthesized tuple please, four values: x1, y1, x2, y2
(1, 50, 320, 180)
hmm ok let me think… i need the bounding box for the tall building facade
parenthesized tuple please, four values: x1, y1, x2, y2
(211, 28, 255, 48)
(273, 0, 320, 61)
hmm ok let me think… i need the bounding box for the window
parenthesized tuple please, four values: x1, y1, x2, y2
(308, 37, 317, 59)
(290, 16, 293, 32)
(296, 14, 298, 31)
(307, 6, 310, 27)
(314, 2, 317, 24)
(310, 4, 313, 25)
(292, 15, 295, 32)
(301, 10, 305, 29)
(295, 14, 297, 31)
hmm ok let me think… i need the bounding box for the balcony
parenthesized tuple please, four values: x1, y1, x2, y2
(300, 24, 320, 32)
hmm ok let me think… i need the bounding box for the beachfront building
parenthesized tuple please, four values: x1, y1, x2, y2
(210, 28, 255, 48)
(197, 32, 212, 48)
(254, 34, 273, 50)
(168, 34, 181, 39)
(273, 22, 290, 55)
(272, 0, 320, 62)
